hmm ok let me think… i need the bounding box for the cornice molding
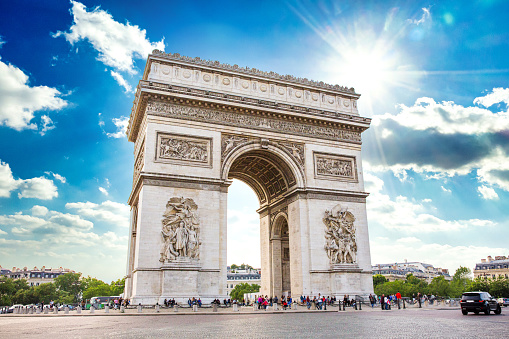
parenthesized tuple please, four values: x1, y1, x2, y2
(150, 50, 357, 95)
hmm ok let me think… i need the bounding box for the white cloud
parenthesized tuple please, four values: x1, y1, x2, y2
(373, 96, 509, 135)
(0, 57, 68, 131)
(0, 161, 18, 197)
(227, 208, 261, 267)
(0, 229, 6, 235)
(31, 205, 49, 216)
(0, 160, 59, 200)
(365, 171, 495, 233)
(110, 71, 133, 93)
(441, 186, 452, 193)
(478, 185, 499, 200)
(370, 88, 509, 192)
(44, 171, 66, 183)
(474, 87, 509, 108)
(106, 116, 129, 138)
(98, 187, 108, 196)
(407, 7, 431, 26)
(17, 177, 58, 200)
(54, 1, 165, 74)
(0, 36, 5, 48)
(371, 236, 509, 276)
(39, 115, 55, 135)
(66, 200, 130, 228)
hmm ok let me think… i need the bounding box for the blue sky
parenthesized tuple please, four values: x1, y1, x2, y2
(0, 0, 508, 282)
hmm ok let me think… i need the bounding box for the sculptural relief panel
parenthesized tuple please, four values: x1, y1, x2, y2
(147, 102, 362, 143)
(323, 204, 357, 265)
(156, 132, 212, 167)
(314, 152, 357, 182)
(160, 197, 201, 263)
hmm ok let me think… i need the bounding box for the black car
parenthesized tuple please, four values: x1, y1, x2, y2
(460, 291, 501, 315)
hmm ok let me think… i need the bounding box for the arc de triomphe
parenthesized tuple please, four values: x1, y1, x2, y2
(124, 50, 373, 304)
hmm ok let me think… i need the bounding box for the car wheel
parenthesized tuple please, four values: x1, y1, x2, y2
(461, 309, 468, 315)
(494, 306, 501, 315)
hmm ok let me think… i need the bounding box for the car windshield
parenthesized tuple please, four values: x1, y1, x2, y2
(462, 294, 481, 300)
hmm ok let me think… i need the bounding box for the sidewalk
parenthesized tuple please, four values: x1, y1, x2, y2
(1, 303, 460, 317)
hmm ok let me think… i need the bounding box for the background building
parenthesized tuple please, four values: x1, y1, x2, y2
(226, 266, 261, 296)
(474, 256, 509, 279)
(372, 260, 451, 283)
(0, 266, 74, 286)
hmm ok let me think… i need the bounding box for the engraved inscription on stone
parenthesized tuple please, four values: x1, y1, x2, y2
(323, 204, 357, 264)
(156, 133, 211, 167)
(314, 152, 357, 181)
(160, 197, 201, 263)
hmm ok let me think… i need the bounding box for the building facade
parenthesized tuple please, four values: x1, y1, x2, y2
(0, 266, 75, 286)
(226, 267, 261, 296)
(372, 261, 451, 283)
(474, 256, 509, 279)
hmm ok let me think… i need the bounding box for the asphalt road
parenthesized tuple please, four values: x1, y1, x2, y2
(1, 308, 508, 338)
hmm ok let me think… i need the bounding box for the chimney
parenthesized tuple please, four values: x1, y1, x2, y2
(487, 256, 493, 262)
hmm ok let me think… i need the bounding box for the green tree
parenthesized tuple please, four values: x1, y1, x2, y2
(34, 283, 60, 304)
(372, 274, 388, 287)
(54, 273, 83, 302)
(449, 267, 472, 297)
(427, 276, 451, 297)
(110, 277, 125, 296)
(489, 277, 509, 298)
(82, 277, 111, 300)
(229, 283, 260, 301)
(468, 277, 490, 293)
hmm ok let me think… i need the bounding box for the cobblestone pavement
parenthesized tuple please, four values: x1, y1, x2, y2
(1, 307, 508, 338)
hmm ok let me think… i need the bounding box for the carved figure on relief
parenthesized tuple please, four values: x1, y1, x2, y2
(159, 137, 208, 162)
(221, 135, 248, 160)
(317, 158, 353, 177)
(160, 197, 201, 262)
(323, 204, 357, 264)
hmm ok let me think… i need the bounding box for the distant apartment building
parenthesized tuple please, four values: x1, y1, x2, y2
(474, 256, 509, 279)
(226, 266, 261, 297)
(372, 260, 451, 283)
(0, 266, 75, 286)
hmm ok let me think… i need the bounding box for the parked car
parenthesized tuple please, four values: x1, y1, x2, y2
(460, 291, 501, 315)
(497, 298, 509, 307)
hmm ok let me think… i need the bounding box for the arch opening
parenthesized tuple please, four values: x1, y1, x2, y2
(227, 149, 297, 206)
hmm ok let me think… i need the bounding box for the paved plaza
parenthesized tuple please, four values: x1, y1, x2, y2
(1, 307, 508, 338)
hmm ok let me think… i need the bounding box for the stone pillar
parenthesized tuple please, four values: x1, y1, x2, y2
(76, 307, 81, 314)
(213, 303, 217, 312)
(137, 304, 142, 313)
(54, 307, 58, 314)
(105, 305, 109, 313)
(120, 305, 125, 313)
(193, 305, 198, 312)
(64, 306, 69, 314)
(174, 305, 178, 312)
(43, 307, 49, 314)
(155, 304, 160, 312)
(90, 306, 95, 314)
(36, 307, 41, 314)
(233, 304, 239, 312)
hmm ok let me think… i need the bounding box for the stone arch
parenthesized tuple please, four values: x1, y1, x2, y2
(221, 140, 305, 206)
